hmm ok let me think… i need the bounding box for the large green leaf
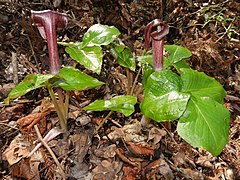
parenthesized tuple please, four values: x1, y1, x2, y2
(82, 24, 120, 48)
(177, 96, 230, 156)
(141, 91, 190, 122)
(164, 45, 192, 68)
(65, 46, 102, 74)
(140, 70, 190, 121)
(180, 68, 226, 103)
(173, 60, 190, 73)
(5, 74, 54, 103)
(57, 66, 104, 91)
(83, 95, 137, 116)
(110, 45, 136, 71)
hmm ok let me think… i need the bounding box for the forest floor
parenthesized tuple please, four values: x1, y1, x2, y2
(0, 0, 240, 179)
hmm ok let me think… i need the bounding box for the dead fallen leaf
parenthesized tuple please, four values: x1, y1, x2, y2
(127, 142, 155, 157)
(11, 158, 40, 180)
(181, 168, 205, 180)
(123, 166, 139, 180)
(107, 120, 147, 144)
(147, 126, 167, 145)
(92, 159, 122, 180)
(115, 148, 140, 168)
(3, 134, 31, 165)
(196, 155, 213, 168)
(94, 144, 117, 158)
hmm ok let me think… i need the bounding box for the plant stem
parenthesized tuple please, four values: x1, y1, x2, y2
(130, 68, 142, 96)
(126, 68, 132, 95)
(64, 91, 70, 123)
(140, 115, 151, 126)
(47, 85, 67, 130)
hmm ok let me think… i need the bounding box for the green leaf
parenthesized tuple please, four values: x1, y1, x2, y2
(138, 54, 154, 84)
(177, 96, 230, 156)
(57, 66, 104, 91)
(110, 45, 136, 71)
(140, 70, 190, 121)
(180, 68, 226, 103)
(164, 45, 192, 68)
(138, 54, 153, 66)
(58, 41, 83, 49)
(83, 95, 137, 116)
(173, 60, 190, 73)
(65, 46, 102, 74)
(5, 74, 54, 103)
(141, 91, 190, 122)
(82, 24, 120, 48)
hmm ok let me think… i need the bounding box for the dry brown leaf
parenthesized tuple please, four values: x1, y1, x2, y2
(11, 158, 40, 180)
(94, 144, 117, 158)
(181, 168, 205, 180)
(107, 120, 147, 144)
(92, 159, 122, 180)
(3, 134, 31, 165)
(196, 155, 213, 168)
(147, 126, 167, 145)
(123, 166, 139, 180)
(127, 142, 155, 157)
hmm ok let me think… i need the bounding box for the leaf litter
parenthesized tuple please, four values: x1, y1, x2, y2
(0, 0, 240, 179)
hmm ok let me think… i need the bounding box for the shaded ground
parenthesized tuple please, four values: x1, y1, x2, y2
(0, 0, 240, 179)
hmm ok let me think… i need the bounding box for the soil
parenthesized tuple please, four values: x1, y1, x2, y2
(0, 0, 240, 179)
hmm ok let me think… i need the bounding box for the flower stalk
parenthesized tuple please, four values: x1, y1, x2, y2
(31, 10, 68, 130)
(141, 19, 169, 126)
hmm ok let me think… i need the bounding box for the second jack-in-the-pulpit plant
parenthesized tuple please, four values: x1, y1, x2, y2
(139, 19, 230, 156)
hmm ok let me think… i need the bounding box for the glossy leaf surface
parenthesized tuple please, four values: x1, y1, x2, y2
(177, 96, 230, 156)
(141, 70, 190, 121)
(83, 95, 137, 116)
(5, 74, 54, 103)
(57, 66, 104, 90)
(65, 46, 102, 74)
(82, 24, 120, 48)
(164, 45, 192, 68)
(110, 45, 136, 71)
(180, 68, 226, 103)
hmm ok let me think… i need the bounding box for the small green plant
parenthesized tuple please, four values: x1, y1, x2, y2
(201, 7, 238, 39)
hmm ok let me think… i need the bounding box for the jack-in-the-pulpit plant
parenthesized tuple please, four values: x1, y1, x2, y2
(139, 19, 230, 156)
(5, 11, 138, 131)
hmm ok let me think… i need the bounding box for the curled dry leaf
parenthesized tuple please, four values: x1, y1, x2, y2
(147, 126, 167, 144)
(127, 142, 155, 157)
(3, 134, 30, 165)
(107, 120, 147, 144)
(16, 112, 47, 133)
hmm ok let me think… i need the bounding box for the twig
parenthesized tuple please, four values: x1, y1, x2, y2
(130, 67, 141, 96)
(11, 52, 18, 85)
(215, 18, 235, 43)
(34, 125, 66, 178)
(95, 111, 113, 133)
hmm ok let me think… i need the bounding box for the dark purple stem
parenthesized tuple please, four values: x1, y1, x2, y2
(144, 19, 169, 71)
(31, 10, 67, 74)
